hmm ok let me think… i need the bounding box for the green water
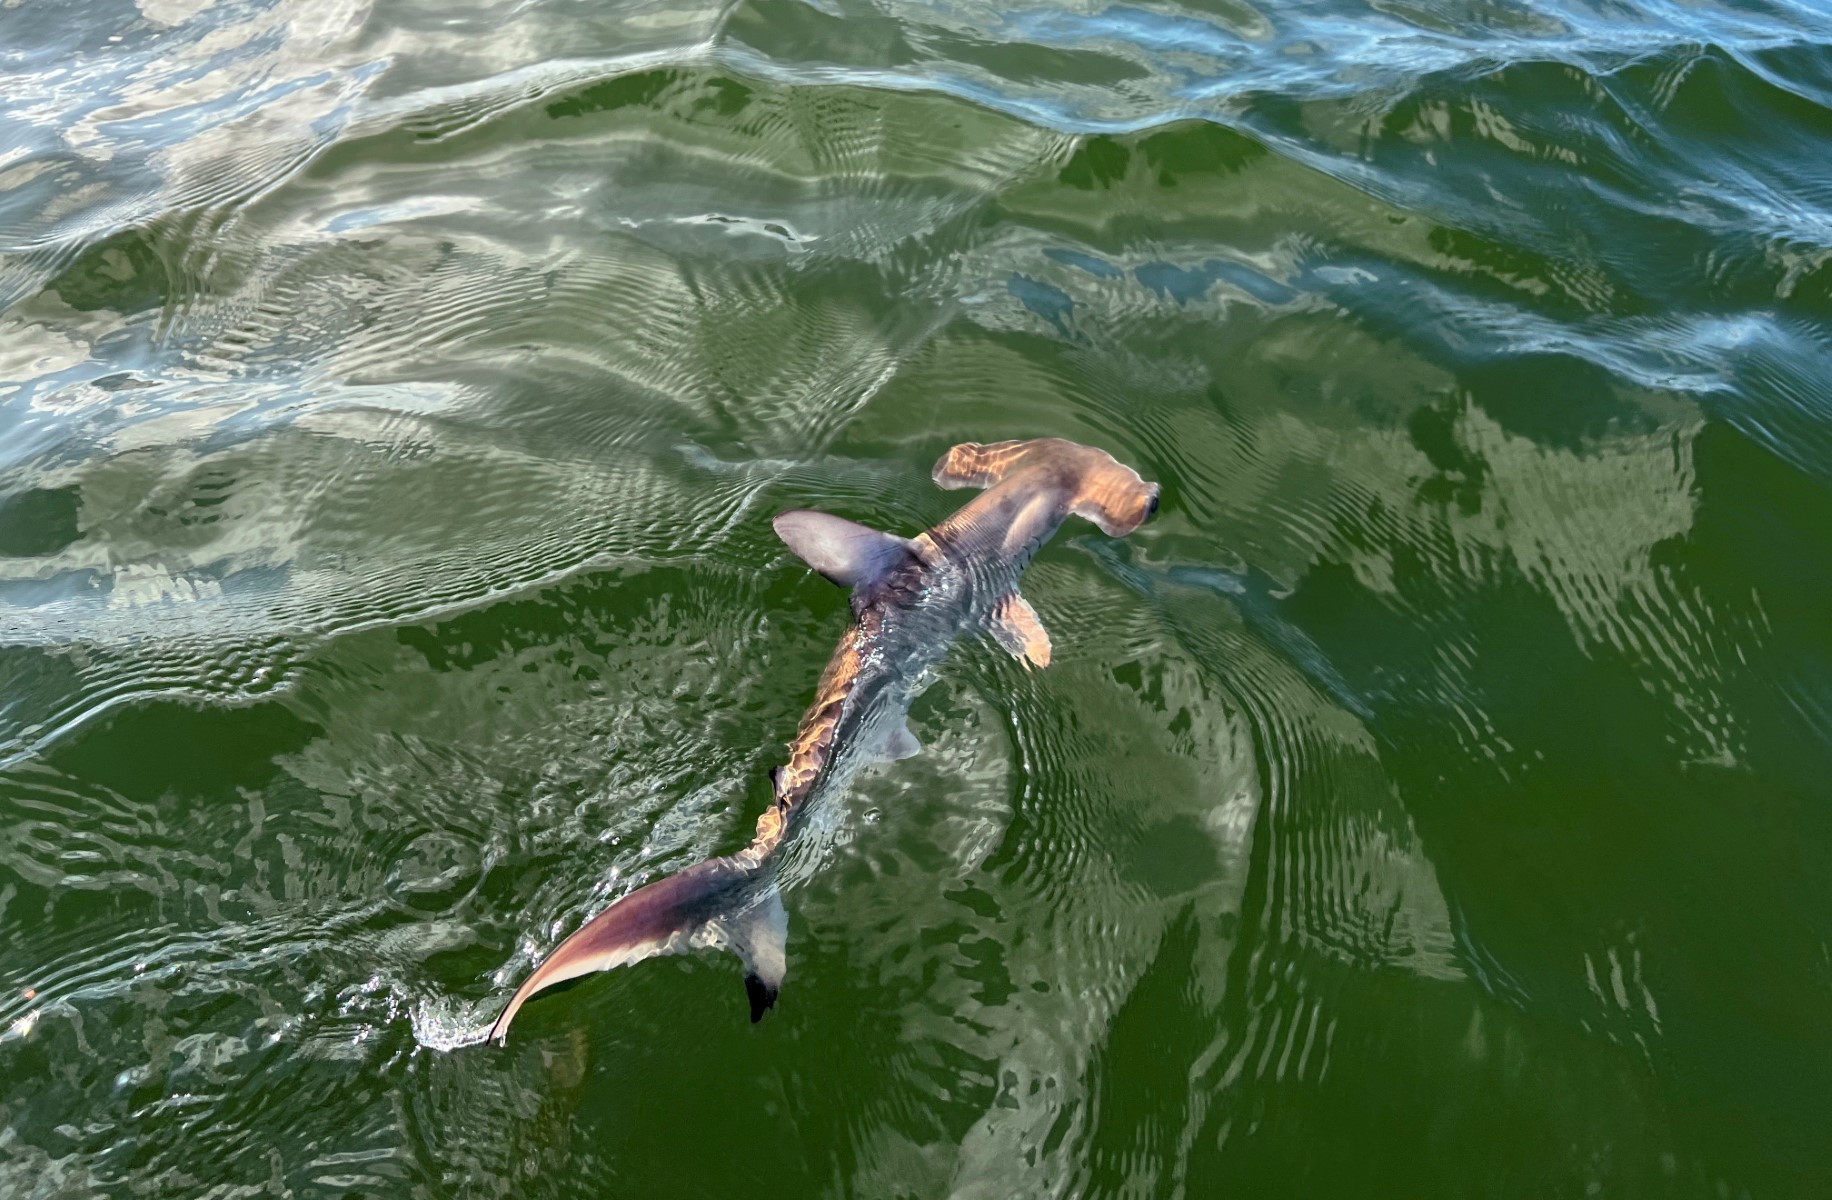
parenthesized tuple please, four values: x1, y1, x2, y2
(4, 0, 1832, 1195)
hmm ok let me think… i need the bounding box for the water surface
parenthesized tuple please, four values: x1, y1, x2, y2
(3, 0, 1831, 1195)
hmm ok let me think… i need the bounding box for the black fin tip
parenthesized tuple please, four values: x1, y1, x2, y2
(744, 973, 779, 1024)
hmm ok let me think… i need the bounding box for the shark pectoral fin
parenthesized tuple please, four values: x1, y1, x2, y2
(730, 887, 788, 1023)
(987, 591, 1052, 669)
(773, 510, 916, 588)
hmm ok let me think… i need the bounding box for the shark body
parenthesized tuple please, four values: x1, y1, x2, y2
(489, 438, 1159, 1041)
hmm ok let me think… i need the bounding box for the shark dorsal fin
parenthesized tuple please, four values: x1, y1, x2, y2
(773, 510, 915, 588)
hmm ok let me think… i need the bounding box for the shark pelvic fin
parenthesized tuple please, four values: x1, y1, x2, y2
(882, 719, 922, 761)
(987, 591, 1052, 669)
(774, 510, 916, 588)
(729, 887, 787, 1023)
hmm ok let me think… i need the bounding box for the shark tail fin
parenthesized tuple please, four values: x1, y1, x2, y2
(734, 886, 787, 1022)
(490, 854, 787, 1043)
(932, 438, 1160, 536)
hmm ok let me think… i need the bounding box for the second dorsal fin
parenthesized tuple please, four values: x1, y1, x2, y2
(773, 509, 916, 588)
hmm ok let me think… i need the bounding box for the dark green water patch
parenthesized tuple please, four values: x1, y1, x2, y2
(5, 0, 1832, 1196)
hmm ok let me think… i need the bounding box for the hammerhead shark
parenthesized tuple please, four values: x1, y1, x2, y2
(489, 438, 1159, 1041)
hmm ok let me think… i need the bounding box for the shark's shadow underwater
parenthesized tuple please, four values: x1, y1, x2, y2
(490, 437, 1160, 1041)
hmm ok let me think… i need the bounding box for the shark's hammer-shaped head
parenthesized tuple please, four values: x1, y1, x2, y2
(932, 438, 1160, 536)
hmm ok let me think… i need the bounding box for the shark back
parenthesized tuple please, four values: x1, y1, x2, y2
(488, 438, 1158, 1042)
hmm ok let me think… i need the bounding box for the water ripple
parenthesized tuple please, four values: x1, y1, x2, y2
(5, 0, 1832, 1195)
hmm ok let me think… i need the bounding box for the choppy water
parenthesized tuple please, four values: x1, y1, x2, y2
(4, 0, 1832, 1195)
